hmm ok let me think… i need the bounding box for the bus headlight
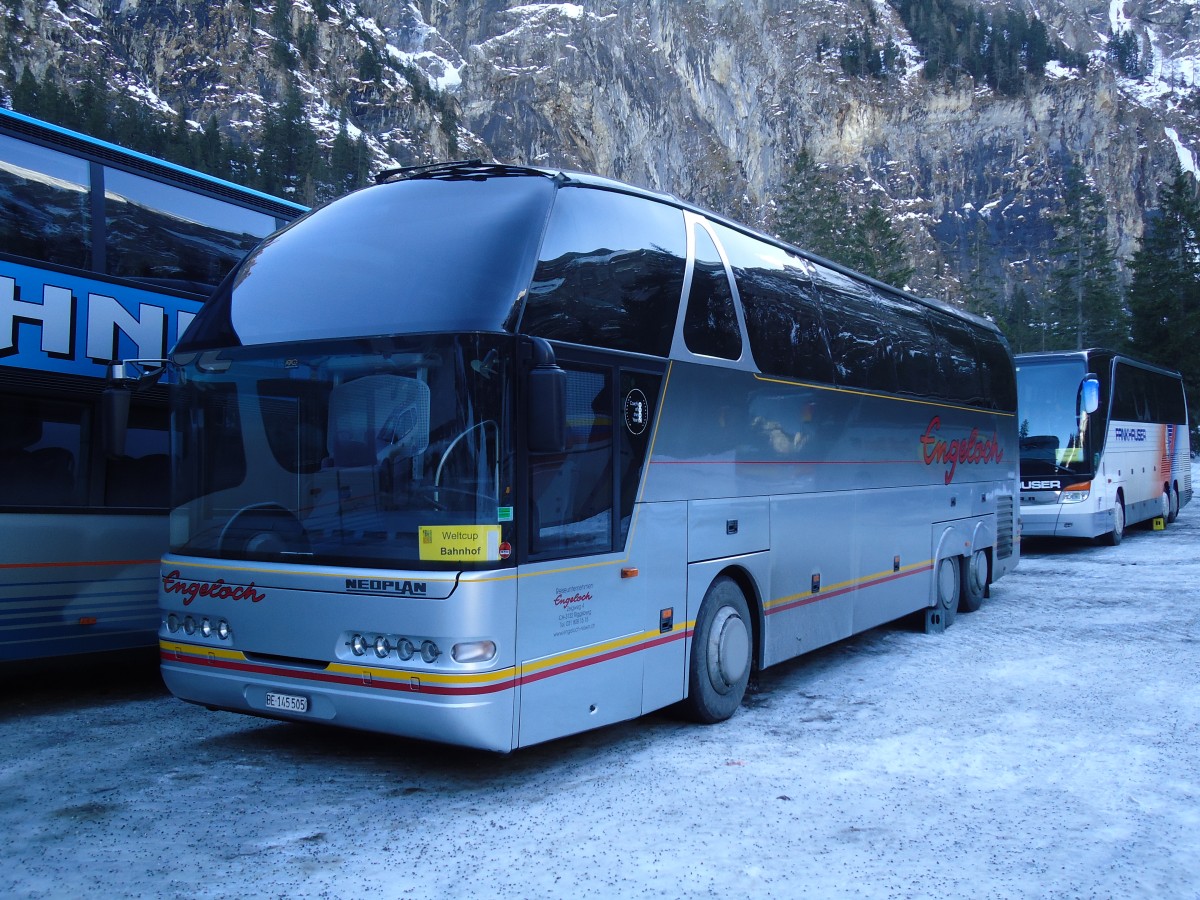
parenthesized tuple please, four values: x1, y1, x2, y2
(420, 640, 441, 663)
(374, 636, 391, 658)
(452, 640, 497, 663)
(217, 620, 231, 640)
(200, 617, 213, 638)
(1061, 481, 1091, 503)
(396, 638, 415, 661)
(183, 616, 196, 635)
(167, 614, 180, 633)
(350, 634, 367, 656)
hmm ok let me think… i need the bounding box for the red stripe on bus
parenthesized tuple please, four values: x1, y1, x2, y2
(0, 559, 159, 570)
(766, 564, 933, 617)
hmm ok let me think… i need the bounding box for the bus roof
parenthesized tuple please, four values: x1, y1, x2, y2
(378, 158, 1001, 338)
(0, 107, 307, 219)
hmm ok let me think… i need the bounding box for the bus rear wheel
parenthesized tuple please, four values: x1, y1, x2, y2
(1168, 485, 1180, 523)
(958, 550, 987, 613)
(684, 576, 752, 724)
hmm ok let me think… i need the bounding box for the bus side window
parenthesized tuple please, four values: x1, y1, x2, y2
(104, 403, 170, 508)
(683, 224, 742, 360)
(811, 265, 899, 393)
(0, 133, 92, 269)
(0, 395, 84, 508)
(713, 223, 835, 384)
(530, 366, 614, 557)
(932, 318, 984, 405)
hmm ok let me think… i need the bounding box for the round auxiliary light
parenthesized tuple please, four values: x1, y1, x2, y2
(200, 618, 213, 638)
(396, 638, 415, 661)
(420, 640, 441, 663)
(166, 614, 180, 633)
(350, 634, 367, 656)
(183, 616, 196, 635)
(374, 636, 391, 659)
(217, 620, 231, 641)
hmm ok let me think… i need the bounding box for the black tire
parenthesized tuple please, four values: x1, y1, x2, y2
(1168, 485, 1180, 524)
(1100, 498, 1125, 546)
(958, 550, 987, 613)
(684, 576, 752, 724)
(935, 556, 959, 626)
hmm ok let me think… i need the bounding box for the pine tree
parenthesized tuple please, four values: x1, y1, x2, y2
(844, 196, 914, 288)
(773, 150, 853, 265)
(1046, 165, 1126, 349)
(1127, 163, 1200, 429)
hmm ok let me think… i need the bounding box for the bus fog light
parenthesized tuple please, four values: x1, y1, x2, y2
(217, 620, 231, 640)
(183, 616, 196, 635)
(374, 636, 391, 658)
(420, 640, 441, 663)
(452, 640, 496, 663)
(350, 634, 367, 656)
(200, 617, 213, 638)
(167, 614, 180, 633)
(396, 638, 415, 661)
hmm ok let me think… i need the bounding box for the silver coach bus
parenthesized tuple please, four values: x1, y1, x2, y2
(1016, 350, 1192, 544)
(143, 162, 1019, 751)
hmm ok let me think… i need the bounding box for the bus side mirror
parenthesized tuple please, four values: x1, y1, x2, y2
(525, 338, 566, 453)
(1080, 375, 1100, 415)
(102, 359, 168, 458)
(102, 386, 131, 458)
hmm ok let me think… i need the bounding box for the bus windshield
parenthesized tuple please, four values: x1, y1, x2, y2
(170, 333, 514, 570)
(1015, 357, 1096, 477)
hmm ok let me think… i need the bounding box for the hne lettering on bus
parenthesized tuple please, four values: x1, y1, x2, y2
(162, 570, 266, 606)
(919, 416, 1003, 485)
(0, 274, 193, 366)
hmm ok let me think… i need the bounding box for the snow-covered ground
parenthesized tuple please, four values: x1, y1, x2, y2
(3, 475, 1199, 899)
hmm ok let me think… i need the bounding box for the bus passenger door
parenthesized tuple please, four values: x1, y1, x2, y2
(515, 360, 677, 747)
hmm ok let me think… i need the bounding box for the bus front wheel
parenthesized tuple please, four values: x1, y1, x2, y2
(1100, 498, 1125, 546)
(684, 576, 752, 724)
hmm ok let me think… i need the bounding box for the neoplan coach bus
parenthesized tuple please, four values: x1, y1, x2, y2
(1016, 350, 1191, 544)
(140, 161, 1020, 751)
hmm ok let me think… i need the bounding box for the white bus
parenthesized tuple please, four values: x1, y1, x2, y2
(1016, 350, 1192, 544)
(0, 109, 304, 662)
(143, 162, 1020, 751)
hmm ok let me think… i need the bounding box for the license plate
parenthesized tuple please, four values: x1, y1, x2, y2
(265, 691, 308, 713)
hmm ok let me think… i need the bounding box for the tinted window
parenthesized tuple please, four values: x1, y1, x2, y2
(683, 225, 742, 360)
(104, 404, 170, 508)
(190, 177, 555, 350)
(1112, 363, 1186, 424)
(523, 187, 686, 357)
(0, 133, 91, 269)
(105, 168, 277, 294)
(171, 382, 247, 505)
(530, 365, 613, 556)
(976, 332, 1017, 411)
(0, 393, 85, 507)
(812, 265, 898, 392)
(713, 223, 834, 383)
(1154, 371, 1188, 423)
(878, 292, 937, 397)
(933, 318, 983, 404)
